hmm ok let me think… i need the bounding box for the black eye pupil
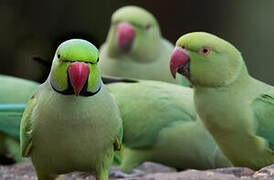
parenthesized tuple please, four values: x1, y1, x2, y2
(203, 48, 208, 54)
(97, 58, 99, 62)
(57, 54, 60, 59)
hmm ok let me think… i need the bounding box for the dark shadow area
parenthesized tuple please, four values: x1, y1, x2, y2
(1, 0, 274, 84)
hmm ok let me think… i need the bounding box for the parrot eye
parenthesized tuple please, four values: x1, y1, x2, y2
(57, 53, 62, 62)
(144, 24, 151, 31)
(199, 47, 211, 56)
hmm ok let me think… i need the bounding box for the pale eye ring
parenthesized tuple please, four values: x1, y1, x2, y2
(199, 47, 211, 56)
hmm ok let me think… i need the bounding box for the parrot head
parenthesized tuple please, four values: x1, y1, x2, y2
(106, 6, 161, 62)
(170, 32, 245, 87)
(50, 39, 101, 96)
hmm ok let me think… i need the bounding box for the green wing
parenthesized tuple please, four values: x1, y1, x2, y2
(20, 95, 36, 157)
(252, 94, 274, 150)
(109, 81, 195, 149)
(0, 104, 26, 139)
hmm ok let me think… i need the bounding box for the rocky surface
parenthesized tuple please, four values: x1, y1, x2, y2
(0, 162, 274, 180)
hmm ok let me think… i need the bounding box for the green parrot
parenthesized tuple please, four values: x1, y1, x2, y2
(0, 75, 39, 104)
(106, 78, 231, 173)
(0, 75, 38, 162)
(170, 32, 274, 170)
(20, 39, 123, 180)
(99, 6, 189, 86)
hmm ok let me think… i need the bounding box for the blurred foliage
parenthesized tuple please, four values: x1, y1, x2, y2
(1, 0, 274, 84)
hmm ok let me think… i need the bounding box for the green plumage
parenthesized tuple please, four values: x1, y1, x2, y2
(107, 80, 231, 172)
(0, 75, 38, 103)
(253, 94, 274, 150)
(99, 6, 189, 86)
(20, 39, 122, 180)
(0, 104, 25, 139)
(174, 32, 274, 170)
(0, 75, 38, 162)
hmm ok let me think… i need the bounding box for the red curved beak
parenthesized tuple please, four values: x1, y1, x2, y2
(68, 62, 90, 96)
(117, 22, 136, 52)
(170, 46, 190, 78)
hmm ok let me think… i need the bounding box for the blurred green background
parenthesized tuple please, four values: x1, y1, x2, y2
(1, 0, 274, 84)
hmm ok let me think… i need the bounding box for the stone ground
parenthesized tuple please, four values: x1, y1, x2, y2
(0, 162, 274, 180)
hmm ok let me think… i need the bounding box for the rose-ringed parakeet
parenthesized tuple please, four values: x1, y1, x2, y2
(20, 39, 123, 180)
(0, 75, 38, 162)
(106, 78, 231, 173)
(170, 32, 274, 170)
(99, 6, 189, 86)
